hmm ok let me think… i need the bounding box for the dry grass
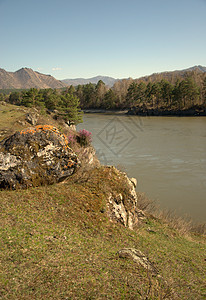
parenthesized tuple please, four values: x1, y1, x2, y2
(136, 191, 206, 236)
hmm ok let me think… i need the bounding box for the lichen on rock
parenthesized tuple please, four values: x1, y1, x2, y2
(0, 125, 80, 189)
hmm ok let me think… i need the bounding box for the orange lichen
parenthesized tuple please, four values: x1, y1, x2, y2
(20, 128, 36, 135)
(63, 160, 75, 169)
(20, 125, 59, 135)
(20, 125, 70, 150)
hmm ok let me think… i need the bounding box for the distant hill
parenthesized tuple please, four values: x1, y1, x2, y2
(0, 68, 66, 89)
(181, 65, 206, 73)
(134, 65, 206, 84)
(62, 75, 117, 87)
(62, 66, 206, 88)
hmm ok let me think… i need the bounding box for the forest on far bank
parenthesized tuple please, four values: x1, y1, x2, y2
(0, 70, 206, 119)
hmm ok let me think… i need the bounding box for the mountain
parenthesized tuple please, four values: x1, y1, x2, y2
(0, 68, 66, 89)
(62, 66, 206, 88)
(62, 75, 117, 87)
(181, 65, 206, 73)
(134, 65, 206, 84)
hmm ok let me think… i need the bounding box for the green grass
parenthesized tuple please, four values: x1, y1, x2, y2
(0, 103, 26, 138)
(0, 167, 205, 299)
(0, 103, 73, 142)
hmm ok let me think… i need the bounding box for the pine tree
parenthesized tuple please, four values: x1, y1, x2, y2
(60, 92, 83, 124)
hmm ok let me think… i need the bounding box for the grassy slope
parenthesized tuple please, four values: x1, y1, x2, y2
(0, 103, 68, 142)
(0, 103, 206, 299)
(0, 103, 26, 137)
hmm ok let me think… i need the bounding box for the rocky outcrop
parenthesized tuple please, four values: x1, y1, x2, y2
(0, 124, 143, 229)
(106, 166, 145, 230)
(0, 125, 80, 189)
(78, 146, 100, 168)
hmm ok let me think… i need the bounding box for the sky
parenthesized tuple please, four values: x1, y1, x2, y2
(0, 0, 206, 80)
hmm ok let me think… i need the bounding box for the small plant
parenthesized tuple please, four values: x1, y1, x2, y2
(76, 129, 92, 147)
(67, 133, 76, 146)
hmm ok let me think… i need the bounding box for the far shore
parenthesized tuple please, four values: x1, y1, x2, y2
(83, 108, 206, 116)
(83, 109, 129, 115)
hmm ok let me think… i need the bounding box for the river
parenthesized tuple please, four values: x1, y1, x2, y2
(77, 114, 206, 223)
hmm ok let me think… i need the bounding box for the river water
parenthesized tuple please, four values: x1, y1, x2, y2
(77, 114, 206, 223)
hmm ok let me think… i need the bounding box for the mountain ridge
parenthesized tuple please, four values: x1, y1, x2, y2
(0, 65, 206, 90)
(132, 65, 206, 85)
(179, 65, 206, 73)
(61, 65, 206, 86)
(0, 67, 66, 89)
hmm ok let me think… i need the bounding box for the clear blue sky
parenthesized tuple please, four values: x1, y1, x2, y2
(0, 0, 206, 79)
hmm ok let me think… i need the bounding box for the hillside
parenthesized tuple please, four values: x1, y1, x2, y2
(132, 65, 206, 84)
(0, 68, 66, 89)
(62, 75, 117, 87)
(0, 102, 205, 299)
(181, 65, 206, 73)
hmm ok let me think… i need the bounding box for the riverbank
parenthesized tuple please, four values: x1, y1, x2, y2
(83, 108, 129, 115)
(127, 107, 206, 116)
(78, 114, 206, 223)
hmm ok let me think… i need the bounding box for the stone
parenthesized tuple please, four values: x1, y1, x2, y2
(108, 194, 127, 226)
(106, 166, 145, 230)
(0, 125, 80, 189)
(65, 120, 76, 131)
(76, 146, 100, 169)
(26, 112, 39, 125)
(117, 248, 157, 273)
(0, 129, 9, 138)
(17, 120, 26, 126)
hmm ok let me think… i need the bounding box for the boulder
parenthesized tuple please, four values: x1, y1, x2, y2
(0, 125, 80, 189)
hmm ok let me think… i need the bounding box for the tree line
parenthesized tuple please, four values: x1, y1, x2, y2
(0, 71, 206, 119)
(74, 73, 206, 110)
(0, 88, 83, 124)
